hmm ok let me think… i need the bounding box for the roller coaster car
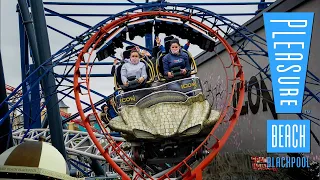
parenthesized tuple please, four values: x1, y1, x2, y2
(109, 51, 220, 165)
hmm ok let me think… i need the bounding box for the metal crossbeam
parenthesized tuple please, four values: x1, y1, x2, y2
(44, 13, 257, 17)
(43, 2, 273, 6)
(12, 129, 128, 162)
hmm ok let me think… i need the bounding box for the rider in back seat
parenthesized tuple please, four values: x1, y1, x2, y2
(121, 50, 148, 91)
(111, 46, 136, 76)
(162, 38, 191, 81)
(156, 36, 190, 54)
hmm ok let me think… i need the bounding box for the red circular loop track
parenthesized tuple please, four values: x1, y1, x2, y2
(73, 11, 245, 180)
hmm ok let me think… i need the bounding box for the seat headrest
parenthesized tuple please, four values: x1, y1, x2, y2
(123, 50, 131, 59)
(116, 64, 123, 85)
(164, 41, 171, 54)
(164, 36, 174, 42)
(126, 45, 135, 50)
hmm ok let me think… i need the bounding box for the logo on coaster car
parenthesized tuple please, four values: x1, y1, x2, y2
(120, 95, 136, 103)
(181, 81, 197, 89)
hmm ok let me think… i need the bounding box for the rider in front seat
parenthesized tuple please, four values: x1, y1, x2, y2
(162, 38, 191, 81)
(121, 50, 148, 91)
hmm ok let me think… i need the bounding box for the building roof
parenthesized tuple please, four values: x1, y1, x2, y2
(0, 141, 80, 179)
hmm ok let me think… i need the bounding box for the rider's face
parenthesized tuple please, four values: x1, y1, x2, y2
(130, 52, 140, 64)
(104, 106, 108, 112)
(170, 43, 180, 54)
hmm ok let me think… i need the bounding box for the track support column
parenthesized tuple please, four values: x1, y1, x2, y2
(29, 64, 41, 128)
(27, 0, 66, 158)
(17, 8, 31, 129)
(0, 51, 13, 154)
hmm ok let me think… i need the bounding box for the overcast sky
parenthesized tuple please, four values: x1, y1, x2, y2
(0, 0, 274, 114)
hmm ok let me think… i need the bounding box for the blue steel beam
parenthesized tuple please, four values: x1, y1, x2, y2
(29, 0, 66, 159)
(56, 74, 113, 78)
(45, 13, 114, 17)
(0, 46, 79, 127)
(47, 25, 75, 40)
(143, 1, 153, 55)
(44, 8, 91, 29)
(55, 76, 107, 99)
(57, 90, 102, 112)
(62, 97, 108, 124)
(18, 11, 31, 129)
(68, 160, 90, 177)
(17, 0, 42, 73)
(57, 62, 114, 66)
(43, 2, 273, 6)
(45, 13, 257, 17)
(0, 51, 13, 154)
(29, 64, 41, 128)
(124, 40, 151, 52)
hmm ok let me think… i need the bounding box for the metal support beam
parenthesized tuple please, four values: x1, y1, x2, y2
(57, 90, 102, 112)
(18, 11, 31, 129)
(45, 13, 114, 17)
(29, 0, 66, 158)
(43, 2, 272, 6)
(44, 8, 91, 29)
(47, 25, 74, 40)
(0, 51, 13, 154)
(57, 62, 113, 66)
(45, 13, 257, 17)
(89, 158, 105, 176)
(56, 77, 107, 99)
(124, 40, 151, 52)
(29, 64, 41, 128)
(62, 98, 107, 124)
(143, 2, 153, 53)
(56, 74, 113, 78)
(17, 0, 41, 71)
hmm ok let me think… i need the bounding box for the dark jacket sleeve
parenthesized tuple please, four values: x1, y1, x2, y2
(183, 42, 190, 51)
(183, 53, 191, 71)
(163, 55, 170, 75)
(111, 65, 116, 76)
(159, 45, 166, 53)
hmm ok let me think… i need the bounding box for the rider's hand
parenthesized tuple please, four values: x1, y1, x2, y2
(156, 37, 161, 46)
(135, 46, 141, 53)
(113, 58, 119, 65)
(168, 72, 174, 78)
(141, 50, 151, 57)
(124, 82, 129, 87)
(138, 77, 145, 83)
(181, 69, 187, 75)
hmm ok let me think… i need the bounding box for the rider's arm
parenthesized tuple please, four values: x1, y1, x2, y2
(111, 65, 116, 76)
(120, 65, 128, 84)
(163, 55, 170, 76)
(183, 41, 190, 51)
(111, 59, 119, 76)
(141, 64, 148, 80)
(159, 45, 166, 53)
(183, 53, 191, 71)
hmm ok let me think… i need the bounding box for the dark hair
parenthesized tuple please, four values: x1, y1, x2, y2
(170, 38, 180, 46)
(126, 45, 135, 50)
(101, 104, 108, 113)
(164, 36, 174, 43)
